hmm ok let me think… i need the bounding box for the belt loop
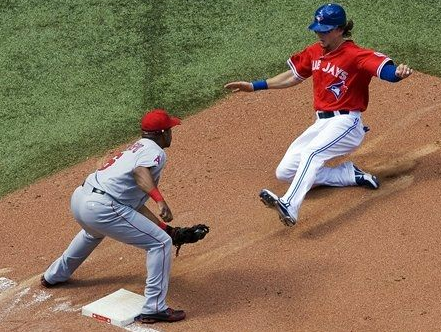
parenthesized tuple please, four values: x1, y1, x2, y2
(92, 187, 106, 195)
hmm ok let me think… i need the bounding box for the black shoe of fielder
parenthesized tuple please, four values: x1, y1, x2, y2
(135, 308, 186, 324)
(259, 189, 296, 227)
(40, 275, 57, 288)
(353, 165, 380, 189)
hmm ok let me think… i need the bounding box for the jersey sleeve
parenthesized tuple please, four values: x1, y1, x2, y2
(287, 46, 313, 80)
(357, 49, 391, 78)
(135, 148, 165, 169)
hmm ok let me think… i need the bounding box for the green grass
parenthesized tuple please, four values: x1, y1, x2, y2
(0, 0, 439, 196)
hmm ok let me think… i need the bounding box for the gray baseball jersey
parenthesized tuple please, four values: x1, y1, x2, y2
(86, 138, 166, 209)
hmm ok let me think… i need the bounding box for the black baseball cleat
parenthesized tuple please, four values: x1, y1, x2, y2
(40, 275, 56, 288)
(353, 164, 380, 189)
(259, 189, 296, 226)
(40, 275, 64, 288)
(135, 308, 186, 324)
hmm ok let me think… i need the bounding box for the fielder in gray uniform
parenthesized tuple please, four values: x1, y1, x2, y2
(41, 109, 209, 324)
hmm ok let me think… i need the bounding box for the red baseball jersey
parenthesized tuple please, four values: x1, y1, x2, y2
(287, 40, 391, 112)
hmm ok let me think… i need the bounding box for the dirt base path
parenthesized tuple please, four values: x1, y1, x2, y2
(1, 72, 440, 332)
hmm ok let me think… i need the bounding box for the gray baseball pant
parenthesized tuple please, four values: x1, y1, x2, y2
(43, 183, 172, 314)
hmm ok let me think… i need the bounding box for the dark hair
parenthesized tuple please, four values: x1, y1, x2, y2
(341, 19, 354, 38)
(142, 129, 164, 138)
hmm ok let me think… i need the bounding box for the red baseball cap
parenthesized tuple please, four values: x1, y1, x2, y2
(140, 109, 181, 131)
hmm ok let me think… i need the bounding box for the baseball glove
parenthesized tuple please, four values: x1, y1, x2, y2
(169, 224, 210, 256)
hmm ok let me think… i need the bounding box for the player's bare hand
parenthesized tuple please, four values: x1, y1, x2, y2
(158, 201, 173, 223)
(395, 64, 413, 79)
(224, 81, 254, 92)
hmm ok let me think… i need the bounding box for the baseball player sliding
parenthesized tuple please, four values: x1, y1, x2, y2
(41, 109, 209, 324)
(225, 3, 412, 226)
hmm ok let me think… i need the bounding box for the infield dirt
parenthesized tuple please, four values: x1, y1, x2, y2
(1, 72, 440, 332)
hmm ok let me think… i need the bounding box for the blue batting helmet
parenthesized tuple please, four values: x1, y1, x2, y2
(308, 3, 347, 32)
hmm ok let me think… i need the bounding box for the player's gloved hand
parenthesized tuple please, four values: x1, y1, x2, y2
(158, 201, 173, 222)
(168, 224, 210, 256)
(395, 64, 413, 79)
(224, 81, 254, 93)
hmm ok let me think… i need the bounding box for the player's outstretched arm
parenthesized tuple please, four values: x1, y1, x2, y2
(224, 70, 302, 93)
(267, 70, 303, 89)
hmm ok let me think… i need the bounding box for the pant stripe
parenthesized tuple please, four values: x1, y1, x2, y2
(111, 202, 166, 313)
(286, 117, 359, 204)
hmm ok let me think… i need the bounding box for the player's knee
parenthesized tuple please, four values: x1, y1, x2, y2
(275, 165, 294, 182)
(162, 235, 172, 250)
(152, 232, 172, 251)
(299, 150, 326, 170)
(299, 149, 320, 165)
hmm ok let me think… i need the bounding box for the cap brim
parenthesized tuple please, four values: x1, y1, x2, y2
(308, 22, 336, 32)
(168, 116, 181, 128)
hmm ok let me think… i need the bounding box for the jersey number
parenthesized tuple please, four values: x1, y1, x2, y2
(98, 152, 123, 171)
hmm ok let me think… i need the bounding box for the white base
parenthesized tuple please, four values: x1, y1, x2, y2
(82, 288, 145, 327)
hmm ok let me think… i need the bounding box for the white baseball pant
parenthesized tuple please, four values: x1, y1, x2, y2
(276, 112, 365, 220)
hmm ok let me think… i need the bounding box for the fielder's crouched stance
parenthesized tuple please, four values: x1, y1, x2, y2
(41, 109, 209, 324)
(225, 3, 412, 226)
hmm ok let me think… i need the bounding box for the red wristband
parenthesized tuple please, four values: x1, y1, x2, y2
(158, 221, 167, 230)
(148, 187, 164, 202)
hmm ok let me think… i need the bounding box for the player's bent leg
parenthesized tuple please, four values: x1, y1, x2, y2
(280, 148, 326, 218)
(275, 163, 297, 183)
(143, 236, 172, 314)
(281, 114, 365, 219)
(43, 229, 104, 285)
(315, 161, 380, 189)
(315, 161, 355, 187)
(262, 120, 323, 224)
(99, 202, 174, 315)
(275, 121, 321, 182)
